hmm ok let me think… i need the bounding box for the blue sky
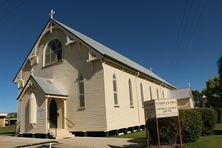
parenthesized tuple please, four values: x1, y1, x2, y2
(0, 0, 221, 112)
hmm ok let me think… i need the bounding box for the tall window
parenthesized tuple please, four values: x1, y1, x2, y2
(113, 74, 118, 105)
(140, 83, 144, 107)
(128, 79, 133, 107)
(156, 88, 159, 99)
(149, 86, 152, 100)
(79, 75, 85, 107)
(162, 91, 165, 99)
(45, 39, 62, 66)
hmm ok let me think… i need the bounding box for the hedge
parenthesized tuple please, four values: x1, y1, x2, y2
(179, 109, 202, 143)
(195, 108, 217, 135)
(215, 108, 222, 123)
(146, 109, 202, 144)
(146, 117, 179, 144)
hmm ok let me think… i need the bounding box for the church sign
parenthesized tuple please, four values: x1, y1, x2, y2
(144, 99, 178, 119)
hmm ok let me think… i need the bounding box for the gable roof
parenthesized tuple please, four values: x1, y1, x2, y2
(17, 75, 67, 100)
(167, 88, 192, 100)
(53, 19, 174, 88)
(13, 19, 174, 88)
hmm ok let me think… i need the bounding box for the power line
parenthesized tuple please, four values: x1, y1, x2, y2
(0, 0, 26, 23)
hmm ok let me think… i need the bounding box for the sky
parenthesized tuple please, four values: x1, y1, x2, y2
(0, 0, 221, 112)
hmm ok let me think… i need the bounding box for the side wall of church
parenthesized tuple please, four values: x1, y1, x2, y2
(103, 61, 171, 131)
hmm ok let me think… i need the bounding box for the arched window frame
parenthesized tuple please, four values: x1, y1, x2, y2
(140, 83, 144, 107)
(128, 79, 134, 107)
(43, 38, 63, 67)
(156, 88, 159, 99)
(79, 75, 85, 108)
(162, 90, 165, 99)
(113, 74, 118, 106)
(149, 86, 152, 100)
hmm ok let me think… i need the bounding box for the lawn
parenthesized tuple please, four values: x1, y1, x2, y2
(114, 130, 146, 139)
(0, 126, 16, 135)
(185, 135, 222, 148)
(113, 126, 222, 148)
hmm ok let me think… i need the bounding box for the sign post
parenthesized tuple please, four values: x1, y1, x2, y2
(144, 99, 182, 148)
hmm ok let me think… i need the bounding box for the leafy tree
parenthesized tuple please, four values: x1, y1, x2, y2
(192, 90, 203, 107)
(204, 76, 222, 108)
(218, 56, 222, 78)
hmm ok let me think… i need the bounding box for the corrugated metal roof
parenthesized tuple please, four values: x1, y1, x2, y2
(167, 88, 192, 100)
(32, 76, 67, 96)
(52, 19, 174, 88)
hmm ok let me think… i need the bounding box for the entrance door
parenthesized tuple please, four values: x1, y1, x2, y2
(49, 99, 57, 128)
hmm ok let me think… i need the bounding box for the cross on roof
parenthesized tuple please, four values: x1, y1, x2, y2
(49, 9, 55, 19)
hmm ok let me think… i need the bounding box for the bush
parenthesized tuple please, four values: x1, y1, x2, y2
(179, 109, 202, 143)
(215, 108, 222, 123)
(146, 117, 179, 144)
(195, 108, 217, 135)
(146, 109, 202, 144)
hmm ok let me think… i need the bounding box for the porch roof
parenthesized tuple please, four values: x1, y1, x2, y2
(17, 76, 68, 100)
(32, 76, 67, 97)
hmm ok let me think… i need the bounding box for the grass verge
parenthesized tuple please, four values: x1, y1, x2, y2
(0, 126, 16, 135)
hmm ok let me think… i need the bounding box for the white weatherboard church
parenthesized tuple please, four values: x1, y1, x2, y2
(14, 12, 194, 139)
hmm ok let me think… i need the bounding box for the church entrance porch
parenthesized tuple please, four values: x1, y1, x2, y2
(47, 97, 66, 129)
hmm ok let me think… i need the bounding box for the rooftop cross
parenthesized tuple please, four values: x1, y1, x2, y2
(49, 9, 55, 19)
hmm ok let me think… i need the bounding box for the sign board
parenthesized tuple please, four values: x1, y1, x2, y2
(144, 99, 178, 119)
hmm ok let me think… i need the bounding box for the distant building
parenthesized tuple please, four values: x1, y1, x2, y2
(13, 16, 194, 138)
(0, 113, 7, 127)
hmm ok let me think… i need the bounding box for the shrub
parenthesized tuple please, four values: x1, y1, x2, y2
(146, 109, 202, 144)
(146, 117, 179, 144)
(179, 109, 202, 143)
(215, 108, 222, 123)
(195, 108, 217, 135)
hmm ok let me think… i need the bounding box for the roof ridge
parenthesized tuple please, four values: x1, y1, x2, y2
(52, 19, 174, 88)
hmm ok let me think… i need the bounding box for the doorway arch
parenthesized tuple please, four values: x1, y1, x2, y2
(49, 99, 57, 128)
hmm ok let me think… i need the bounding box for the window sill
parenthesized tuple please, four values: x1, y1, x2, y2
(130, 106, 134, 108)
(114, 105, 120, 108)
(42, 60, 63, 69)
(77, 107, 86, 111)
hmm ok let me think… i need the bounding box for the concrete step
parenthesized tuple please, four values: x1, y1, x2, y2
(49, 128, 74, 139)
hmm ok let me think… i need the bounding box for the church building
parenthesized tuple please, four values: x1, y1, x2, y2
(13, 14, 194, 138)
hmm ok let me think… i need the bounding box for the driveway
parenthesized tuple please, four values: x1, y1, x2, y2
(0, 135, 146, 148)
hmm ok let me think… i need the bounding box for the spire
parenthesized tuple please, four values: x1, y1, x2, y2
(49, 9, 55, 19)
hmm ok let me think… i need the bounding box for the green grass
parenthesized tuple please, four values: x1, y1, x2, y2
(0, 126, 16, 135)
(185, 135, 222, 148)
(114, 130, 146, 139)
(113, 129, 222, 147)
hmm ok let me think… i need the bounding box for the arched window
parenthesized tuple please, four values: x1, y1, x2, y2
(113, 74, 118, 105)
(29, 93, 37, 125)
(79, 75, 85, 107)
(128, 79, 133, 107)
(149, 86, 152, 100)
(140, 83, 144, 107)
(162, 90, 165, 99)
(156, 88, 159, 99)
(45, 39, 62, 66)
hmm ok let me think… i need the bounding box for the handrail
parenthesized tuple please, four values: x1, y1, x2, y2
(15, 121, 21, 136)
(64, 117, 76, 127)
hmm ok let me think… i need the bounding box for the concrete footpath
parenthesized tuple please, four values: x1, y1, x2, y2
(0, 135, 146, 148)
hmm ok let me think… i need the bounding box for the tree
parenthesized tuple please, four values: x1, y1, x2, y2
(218, 56, 222, 78)
(204, 76, 222, 108)
(192, 90, 203, 107)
